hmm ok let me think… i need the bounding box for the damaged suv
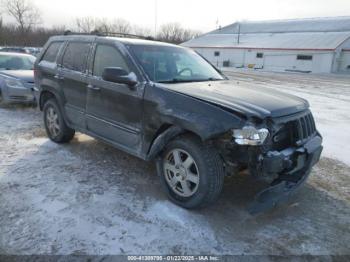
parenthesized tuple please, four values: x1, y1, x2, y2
(35, 34, 323, 213)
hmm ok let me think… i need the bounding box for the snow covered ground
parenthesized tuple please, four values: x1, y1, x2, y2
(0, 70, 349, 256)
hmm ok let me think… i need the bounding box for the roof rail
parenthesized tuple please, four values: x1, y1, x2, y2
(63, 30, 155, 40)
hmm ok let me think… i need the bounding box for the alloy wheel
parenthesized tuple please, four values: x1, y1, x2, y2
(46, 106, 60, 138)
(163, 149, 200, 197)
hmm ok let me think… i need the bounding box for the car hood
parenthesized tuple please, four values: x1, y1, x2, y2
(159, 80, 309, 119)
(0, 70, 34, 83)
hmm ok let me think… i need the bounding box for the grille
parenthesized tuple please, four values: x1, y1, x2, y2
(9, 95, 28, 100)
(291, 113, 317, 144)
(272, 112, 317, 149)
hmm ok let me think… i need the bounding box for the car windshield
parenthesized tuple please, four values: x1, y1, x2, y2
(0, 54, 35, 70)
(128, 44, 224, 83)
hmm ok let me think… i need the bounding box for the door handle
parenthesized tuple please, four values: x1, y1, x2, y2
(87, 84, 101, 91)
(54, 74, 64, 80)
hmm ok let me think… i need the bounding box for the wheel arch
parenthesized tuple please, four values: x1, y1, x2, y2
(146, 124, 206, 161)
(39, 90, 56, 111)
(39, 86, 65, 110)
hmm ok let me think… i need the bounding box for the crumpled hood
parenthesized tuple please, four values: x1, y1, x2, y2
(160, 80, 309, 118)
(0, 70, 34, 83)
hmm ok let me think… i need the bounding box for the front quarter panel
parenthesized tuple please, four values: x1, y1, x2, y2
(142, 83, 245, 154)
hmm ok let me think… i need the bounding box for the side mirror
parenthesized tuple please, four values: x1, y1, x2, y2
(102, 67, 138, 88)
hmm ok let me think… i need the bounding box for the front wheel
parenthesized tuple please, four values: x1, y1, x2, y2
(157, 135, 225, 209)
(43, 99, 75, 143)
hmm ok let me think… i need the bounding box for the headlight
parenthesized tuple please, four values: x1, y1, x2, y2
(233, 126, 269, 146)
(5, 78, 26, 89)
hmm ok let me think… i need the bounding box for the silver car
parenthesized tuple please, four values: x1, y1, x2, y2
(0, 52, 36, 105)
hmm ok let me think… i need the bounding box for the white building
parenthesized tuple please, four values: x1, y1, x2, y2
(182, 17, 350, 74)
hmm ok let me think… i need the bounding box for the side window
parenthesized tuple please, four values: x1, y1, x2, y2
(93, 45, 129, 77)
(62, 42, 91, 72)
(42, 42, 63, 63)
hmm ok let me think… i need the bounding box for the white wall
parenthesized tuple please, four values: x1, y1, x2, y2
(334, 37, 350, 72)
(193, 47, 335, 73)
(338, 51, 350, 72)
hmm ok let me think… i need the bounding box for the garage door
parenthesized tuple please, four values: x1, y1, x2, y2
(264, 55, 294, 72)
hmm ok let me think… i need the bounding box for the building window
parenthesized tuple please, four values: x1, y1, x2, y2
(297, 55, 313, 61)
(214, 51, 220, 57)
(256, 53, 263, 58)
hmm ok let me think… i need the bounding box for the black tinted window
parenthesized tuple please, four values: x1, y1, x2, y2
(93, 45, 129, 77)
(42, 42, 62, 63)
(62, 42, 91, 72)
(297, 55, 313, 61)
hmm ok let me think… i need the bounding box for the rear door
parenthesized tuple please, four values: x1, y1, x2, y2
(86, 42, 144, 155)
(58, 41, 92, 129)
(36, 41, 64, 94)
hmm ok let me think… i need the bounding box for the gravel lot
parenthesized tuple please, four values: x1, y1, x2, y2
(0, 70, 349, 256)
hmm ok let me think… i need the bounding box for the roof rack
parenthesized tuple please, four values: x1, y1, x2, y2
(63, 30, 155, 41)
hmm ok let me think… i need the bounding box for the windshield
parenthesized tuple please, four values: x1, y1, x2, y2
(128, 45, 224, 83)
(0, 54, 35, 70)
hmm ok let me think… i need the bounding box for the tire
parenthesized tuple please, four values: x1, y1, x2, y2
(43, 98, 75, 143)
(157, 134, 225, 209)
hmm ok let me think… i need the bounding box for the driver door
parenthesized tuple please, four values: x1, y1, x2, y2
(86, 43, 143, 154)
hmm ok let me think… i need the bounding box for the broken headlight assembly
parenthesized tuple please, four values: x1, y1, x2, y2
(233, 126, 269, 146)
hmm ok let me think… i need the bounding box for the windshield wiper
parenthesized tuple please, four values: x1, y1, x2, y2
(158, 78, 223, 84)
(207, 77, 223, 81)
(157, 78, 194, 84)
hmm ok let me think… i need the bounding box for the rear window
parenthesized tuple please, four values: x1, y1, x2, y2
(42, 42, 63, 63)
(62, 42, 91, 72)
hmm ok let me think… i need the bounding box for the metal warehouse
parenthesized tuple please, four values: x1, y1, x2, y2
(182, 17, 350, 74)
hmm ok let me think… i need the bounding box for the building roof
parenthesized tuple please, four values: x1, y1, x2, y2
(182, 17, 350, 51)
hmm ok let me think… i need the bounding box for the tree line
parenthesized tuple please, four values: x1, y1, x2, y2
(0, 0, 201, 47)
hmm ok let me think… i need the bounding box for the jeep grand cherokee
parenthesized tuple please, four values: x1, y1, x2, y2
(34, 34, 323, 213)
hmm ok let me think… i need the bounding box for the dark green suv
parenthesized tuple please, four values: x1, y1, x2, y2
(34, 34, 323, 213)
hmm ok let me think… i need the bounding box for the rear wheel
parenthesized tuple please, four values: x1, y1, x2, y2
(157, 135, 225, 209)
(43, 98, 75, 143)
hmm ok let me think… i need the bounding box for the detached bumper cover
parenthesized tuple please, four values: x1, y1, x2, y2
(249, 135, 323, 214)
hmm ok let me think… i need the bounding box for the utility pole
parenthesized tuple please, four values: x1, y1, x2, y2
(154, 0, 158, 38)
(237, 22, 241, 44)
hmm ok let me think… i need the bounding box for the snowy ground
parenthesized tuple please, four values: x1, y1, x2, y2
(0, 70, 349, 256)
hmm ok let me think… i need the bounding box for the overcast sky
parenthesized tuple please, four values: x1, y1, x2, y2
(7, 0, 350, 32)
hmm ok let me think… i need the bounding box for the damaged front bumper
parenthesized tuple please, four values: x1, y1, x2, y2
(249, 134, 323, 214)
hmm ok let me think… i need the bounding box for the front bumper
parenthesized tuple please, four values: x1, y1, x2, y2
(1, 85, 36, 104)
(249, 134, 323, 214)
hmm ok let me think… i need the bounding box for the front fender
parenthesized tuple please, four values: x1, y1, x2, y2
(146, 126, 184, 160)
(141, 84, 245, 156)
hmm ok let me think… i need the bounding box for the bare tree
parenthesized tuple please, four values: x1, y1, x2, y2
(157, 23, 201, 44)
(2, 0, 41, 33)
(133, 25, 152, 37)
(109, 18, 132, 34)
(95, 18, 111, 33)
(76, 16, 98, 33)
(75, 17, 132, 35)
